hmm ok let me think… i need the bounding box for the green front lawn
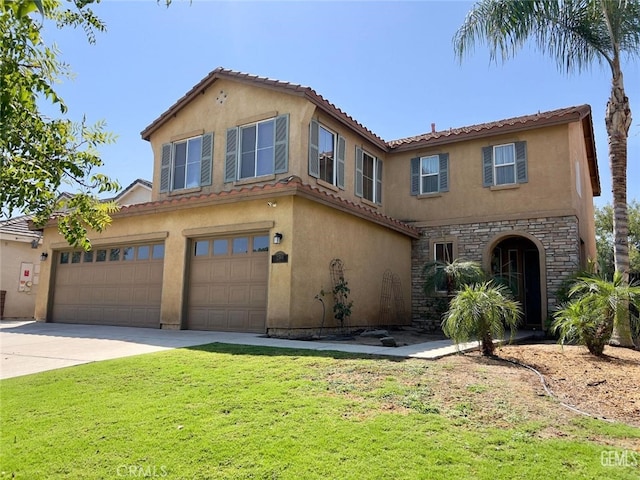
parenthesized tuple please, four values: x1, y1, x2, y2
(1, 344, 638, 479)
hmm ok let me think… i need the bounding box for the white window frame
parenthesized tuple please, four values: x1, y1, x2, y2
(420, 155, 440, 194)
(433, 241, 454, 293)
(362, 150, 380, 203)
(239, 118, 276, 179)
(493, 143, 516, 186)
(319, 125, 337, 185)
(172, 135, 203, 190)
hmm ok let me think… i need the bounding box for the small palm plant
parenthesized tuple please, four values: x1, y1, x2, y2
(442, 281, 522, 356)
(423, 259, 486, 296)
(552, 273, 640, 356)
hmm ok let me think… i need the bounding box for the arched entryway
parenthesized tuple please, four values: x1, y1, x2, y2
(484, 233, 546, 329)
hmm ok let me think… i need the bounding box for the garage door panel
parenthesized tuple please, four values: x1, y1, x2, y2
(187, 234, 267, 332)
(228, 285, 249, 304)
(52, 244, 164, 327)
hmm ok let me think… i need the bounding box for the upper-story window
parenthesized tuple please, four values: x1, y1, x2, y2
(159, 133, 213, 193)
(355, 147, 382, 204)
(410, 153, 449, 195)
(482, 141, 527, 187)
(225, 114, 289, 182)
(308, 119, 345, 188)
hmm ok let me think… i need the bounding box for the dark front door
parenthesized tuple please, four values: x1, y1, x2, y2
(523, 249, 541, 328)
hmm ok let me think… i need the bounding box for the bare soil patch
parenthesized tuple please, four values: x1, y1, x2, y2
(327, 329, 640, 428)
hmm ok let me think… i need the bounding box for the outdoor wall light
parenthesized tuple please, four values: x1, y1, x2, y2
(273, 232, 283, 245)
(40, 252, 49, 261)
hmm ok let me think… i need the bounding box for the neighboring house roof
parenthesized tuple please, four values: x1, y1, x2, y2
(111, 178, 152, 204)
(0, 215, 42, 240)
(65, 176, 420, 239)
(140, 67, 599, 196)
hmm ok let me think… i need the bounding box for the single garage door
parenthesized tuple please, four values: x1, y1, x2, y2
(52, 243, 165, 327)
(187, 234, 269, 332)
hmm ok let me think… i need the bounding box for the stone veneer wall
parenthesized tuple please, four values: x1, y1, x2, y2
(411, 215, 581, 331)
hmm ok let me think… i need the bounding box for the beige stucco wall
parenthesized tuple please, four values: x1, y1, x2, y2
(567, 121, 598, 267)
(279, 196, 412, 334)
(35, 193, 413, 332)
(383, 124, 580, 226)
(0, 237, 42, 318)
(146, 80, 388, 215)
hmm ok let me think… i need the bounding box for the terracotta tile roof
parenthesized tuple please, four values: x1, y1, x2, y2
(140, 67, 387, 150)
(387, 105, 593, 149)
(0, 215, 42, 240)
(62, 177, 419, 239)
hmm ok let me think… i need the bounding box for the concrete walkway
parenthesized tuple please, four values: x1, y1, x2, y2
(0, 321, 536, 379)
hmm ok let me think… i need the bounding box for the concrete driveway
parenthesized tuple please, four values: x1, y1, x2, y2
(1, 321, 519, 380)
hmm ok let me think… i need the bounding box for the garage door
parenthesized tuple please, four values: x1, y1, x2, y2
(52, 243, 165, 327)
(187, 234, 269, 332)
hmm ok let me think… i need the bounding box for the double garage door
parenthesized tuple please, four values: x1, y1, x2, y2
(187, 234, 269, 333)
(51, 234, 269, 332)
(52, 243, 165, 327)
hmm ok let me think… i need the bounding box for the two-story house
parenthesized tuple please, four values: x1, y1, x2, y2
(34, 68, 599, 336)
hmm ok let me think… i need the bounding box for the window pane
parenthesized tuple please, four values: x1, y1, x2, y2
(174, 142, 187, 167)
(253, 235, 269, 252)
(213, 239, 228, 256)
(257, 121, 274, 148)
(60, 252, 69, 264)
(138, 245, 150, 260)
(240, 152, 255, 178)
(173, 165, 186, 190)
(187, 137, 202, 165)
(422, 176, 439, 194)
(256, 147, 273, 176)
(186, 164, 200, 188)
(319, 126, 335, 184)
(241, 125, 256, 154)
(435, 242, 453, 263)
(96, 249, 107, 262)
(232, 237, 248, 254)
(71, 252, 81, 264)
(123, 247, 134, 261)
(362, 153, 375, 201)
(109, 248, 121, 261)
(496, 165, 515, 185)
(494, 144, 514, 166)
(421, 156, 439, 175)
(194, 241, 209, 257)
(152, 244, 165, 259)
(83, 251, 94, 263)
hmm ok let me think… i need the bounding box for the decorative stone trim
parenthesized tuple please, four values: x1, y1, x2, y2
(411, 215, 580, 331)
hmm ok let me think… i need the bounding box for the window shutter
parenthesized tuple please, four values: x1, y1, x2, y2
(160, 143, 172, 193)
(200, 132, 214, 186)
(355, 146, 363, 197)
(515, 141, 528, 183)
(482, 146, 493, 187)
(375, 157, 383, 204)
(439, 153, 449, 192)
(336, 134, 346, 189)
(274, 114, 289, 174)
(308, 119, 319, 178)
(410, 157, 420, 195)
(225, 127, 238, 183)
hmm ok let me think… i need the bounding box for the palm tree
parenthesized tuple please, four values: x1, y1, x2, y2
(423, 259, 486, 296)
(454, 0, 640, 347)
(443, 281, 522, 356)
(552, 272, 640, 355)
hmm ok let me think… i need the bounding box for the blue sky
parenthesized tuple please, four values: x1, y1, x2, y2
(40, 0, 639, 207)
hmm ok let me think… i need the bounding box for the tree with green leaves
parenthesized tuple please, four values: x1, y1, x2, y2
(553, 273, 640, 355)
(595, 201, 640, 279)
(423, 258, 486, 296)
(1, 0, 120, 250)
(443, 281, 522, 356)
(455, 0, 640, 348)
